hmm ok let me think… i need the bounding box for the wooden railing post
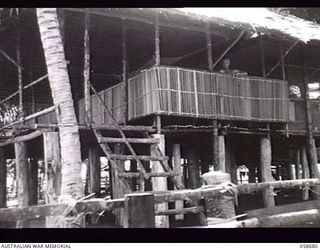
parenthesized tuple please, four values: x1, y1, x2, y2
(123, 193, 155, 228)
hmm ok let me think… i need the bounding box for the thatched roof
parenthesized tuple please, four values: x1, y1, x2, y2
(165, 8, 320, 43)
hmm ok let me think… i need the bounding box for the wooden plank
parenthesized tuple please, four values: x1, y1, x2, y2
(118, 172, 178, 178)
(99, 137, 160, 144)
(94, 124, 156, 132)
(109, 154, 168, 161)
(0, 148, 6, 208)
(88, 148, 101, 197)
(123, 193, 155, 228)
(245, 200, 320, 219)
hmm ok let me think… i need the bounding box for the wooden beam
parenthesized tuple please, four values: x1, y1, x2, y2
(0, 130, 43, 148)
(245, 200, 320, 219)
(279, 40, 286, 81)
(155, 206, 204, 216)
(123, 193, 155, 228)
(212, 30, 245, 69)
(265, 40, 299, 77)
(0, 148, 6, 208)
(84, 9, 91, 125)
(88, 148, 101, 197)
(99, 137, 159, 144)
(15, 141, 29, 228)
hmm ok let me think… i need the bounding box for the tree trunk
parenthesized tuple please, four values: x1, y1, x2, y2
(37, 8, 84, 228)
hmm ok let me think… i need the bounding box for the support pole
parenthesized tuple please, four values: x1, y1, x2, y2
(123, 193, 155, 228)
(43, 131, 61, 227)
(88, 148, 101, 197)
(260, 134, 275, 207)
(0, 148, 6, 208)
(84, 9, 91, 125)
(155, 14, 160, 66)
(16, 24, 23, 119)
(212, 120, 219, 171)
(15, 141, 29, 227)
(28, 158, 38, 205)
(280, 40, 286, 81)
(172, 144, 184, 220)
(295, 149, 302, 179)
(301, 145, 310, 200)
(218, 135, 226, 172)
(122, 20, 128, 123)
(151, 134, 169, 228)
(259, 34, 266, 77)
(302, 45, 320, 199)
(206, 22, 213, 72)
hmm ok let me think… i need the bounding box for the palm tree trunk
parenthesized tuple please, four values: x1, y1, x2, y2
(37, 8, 84, 228)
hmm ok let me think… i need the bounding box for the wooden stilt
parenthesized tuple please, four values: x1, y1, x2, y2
(16, 23, 23, 119)
(295, 149, 302, 179)
(28, 158, 38, 205)
(88, 148, 101, 197)
(225, 139, 237, 183)
(172, 144, 184, 220)
(260, 135, 275, 207)
(84, 9, 91, 125)
(248, 162, 256, 183)
(123, 193, 155, 228)
(122, 20, 128, 123)
(15, 142, 29, 227)
(130, 160, 137, 191)
(151, 134, 169, 228)
(0, 148, 6, 208)
(301, 145, 310, 200)
(212, 120, 219, 171)
(218, 135, 226, 172)
(43, 131, 61, 227)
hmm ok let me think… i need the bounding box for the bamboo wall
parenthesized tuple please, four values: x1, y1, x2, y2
(128, 66, 289, 122)
(78, 82, 125, 125)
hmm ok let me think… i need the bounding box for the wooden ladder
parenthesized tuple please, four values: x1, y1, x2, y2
(89, 84, 183, 192)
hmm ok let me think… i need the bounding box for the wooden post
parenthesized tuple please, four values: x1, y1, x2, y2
(130, 160, 137, 191)
(280, 40, 286, 81)
(28, 158, 38, 205)
(84, 9, 91, 125)
(206, 22, 213, 72)
(151, 134, 169, 228)
(260, 135, 275, 207)
(122, 20, 128, 123)
(259, 34, 266, 77)
(16, 24, 23, 119)
(302, 45, 320, 199)
(172, 144, 184, 220)
(15, 142, 29, 227)
(295, 149, 302, 179)
(0, 148, 6, 208)
(218, 135, 226, 172)
(301, 145, 310, 200)
(186, 147, 201, 189)
(212, 120, 219, 171)
(155, 14, 160, 66)
(43, 132, 61, 227)
(88, 148, 101, 197)
(123, 193, 155, 228)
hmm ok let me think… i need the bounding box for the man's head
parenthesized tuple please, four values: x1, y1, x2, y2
(222, 58, 231, 69)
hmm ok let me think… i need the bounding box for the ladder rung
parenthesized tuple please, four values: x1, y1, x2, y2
(109, 154, 168, 161)
(118, 172, 179, 178)
(94, 124, 156, 133)
(99, 137, 159, 144)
